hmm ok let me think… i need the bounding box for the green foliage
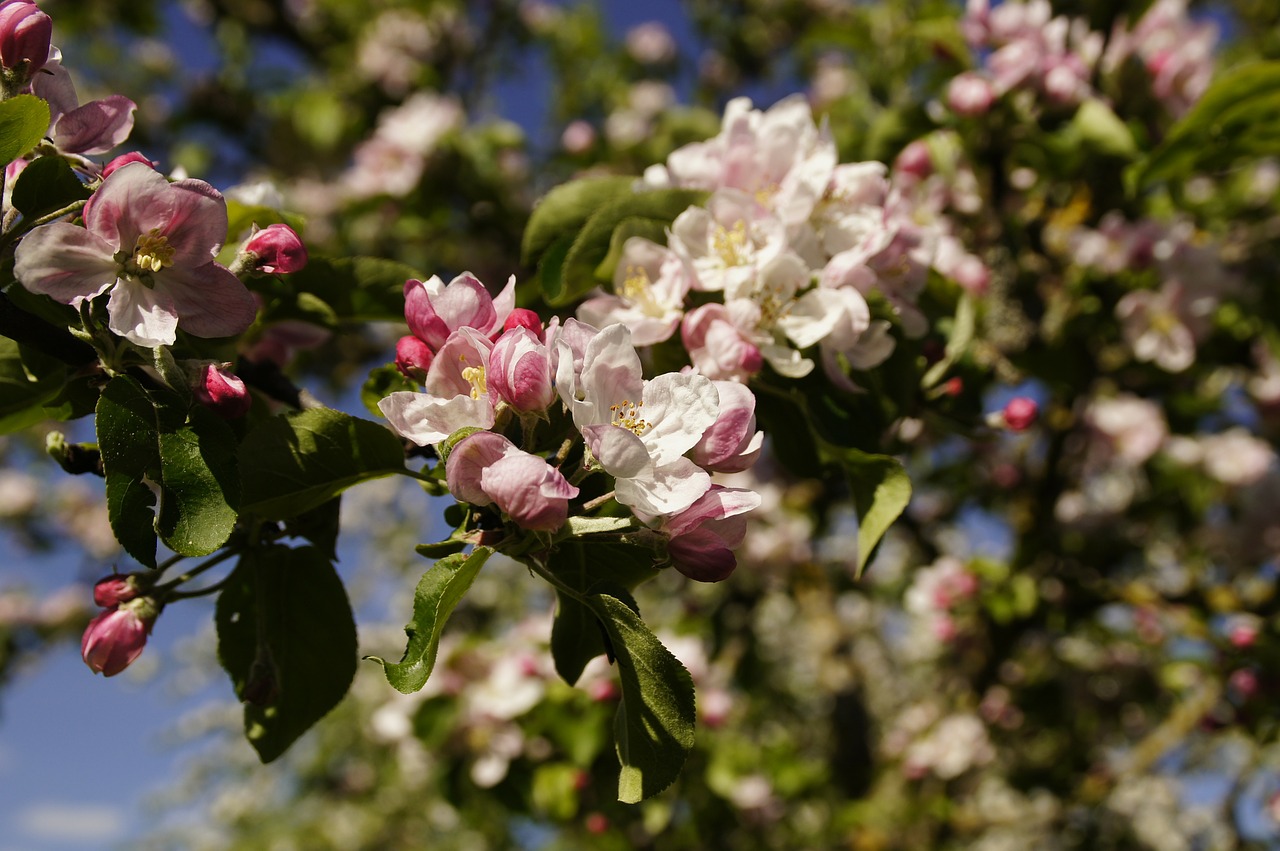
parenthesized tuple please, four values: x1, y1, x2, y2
(0, 95, 50, 166)
(96, 376, 240, 566)
(826, 446, 912, 576)
(11, 156, 93, 220)
(269, 257, 421, 325)
(585, 592, 696, 803)
(237, 407, 407, 519)
(360, 364, 416, 419)
(216, 545, 358, 763)
(369, 546, 492, 693)
(1130, 60, 1280, 189)
(0, 338, 70, 434)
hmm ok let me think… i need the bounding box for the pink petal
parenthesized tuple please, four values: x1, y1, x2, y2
(13, 223, 117, 304)
(582, 423, 650, 479)
(446, 431, 515, 505)
(154, 262, 258, 340)
(614, 457, 710, 517)
(52, 95, 137, 156)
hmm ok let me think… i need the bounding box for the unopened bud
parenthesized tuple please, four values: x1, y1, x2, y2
(1001, 397, 1038, 431)
(502, 308, 544, 339)
(0, 1, 51, 80)
(81, 597, 158, 677)
(194, 363, 252, 419)
(103, 152, 157, 178)
(894, 140, 933, 180)
(242, 223, 307, 274)
(93, 574, 140, 608)
(395, 335, 434, 382)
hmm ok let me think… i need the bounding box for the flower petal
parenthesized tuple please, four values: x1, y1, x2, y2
(639, 372, 719, 467)
(106, 279, 180, 347)
(379, 391, 495, 447)
(52, 95, 137, 156)
(13, 223, 117, 304)
(582, 423, 651, 479)
(613, 457, 710, 517)
(153, 261, 258, 339)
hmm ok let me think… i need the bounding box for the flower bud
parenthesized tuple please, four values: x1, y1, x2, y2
(0, 1, 51, 79)
(689, 381, 763, 473)
(1002, 397, 1038, 431)
(194, 363, 252, 419)
(489, 326, 556, 413)
(947, 72, 995, 116)
(102, 151, 157, 178)
(894, 140, 933, 180)
(395, 335, 434, 382)
(81, 598, 158, 677)
(93, 573, 139, 608)
(503, 308, 544, 339)
(243, 223, 308, 274)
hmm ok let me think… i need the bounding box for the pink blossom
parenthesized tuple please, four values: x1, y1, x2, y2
(82, 597, 158, 677)
(445, 431, 578, 531)
(681, 302, 763, 382)
(102, 152, 157, 178)
(404, 272, 516, 352)
(380, 327, 496, 446)
(577, 237, 691, 346)
(488, 326, 555, 413)
(1001, 397, 1039, 431)
(13, 162, 257, 347)
(503, 308, 544, 339)
(32, 54, 137, 156)
(689, 381, 763, 473)
(194, 364, 252, 419)
(894, 141, 934, 181)
(242, 223, 308, 274)
(947, 72, 996, 116)
(660, 486, 761, 582)
(0, 1, 50, 77)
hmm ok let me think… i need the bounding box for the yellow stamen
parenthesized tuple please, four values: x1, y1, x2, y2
(132, 228, 175, 273)
(712, 220, 750, 267)
(609, 399, 650, 435)
(461, 365, 487, 399)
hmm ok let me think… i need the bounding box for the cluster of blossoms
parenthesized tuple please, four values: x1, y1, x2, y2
(956, 0, 1215, 116)
(585, 95, 987, 392)
(380, 271, 763, 580)
(80, 573, 158, 677)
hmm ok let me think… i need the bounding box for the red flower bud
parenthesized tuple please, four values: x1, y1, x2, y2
(194, 363, 252, 419)
(92, 574, 139, 608)
(395, 335, 434, 382)
(0, 1, 51, 78)
(81, 598, 158, 677)
(1002, 397, 1038, 431)
(102, 152, 157, 178)
(244, 223, 307, 274)
(502, 308, 543, 340)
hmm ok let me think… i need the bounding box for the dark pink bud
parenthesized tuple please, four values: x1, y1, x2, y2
(502, 308, 543, 340)
(194, 364, 252, 419)
(244, 223, 307, 274)
(1229, 668, 1259, 700)
(81, 598, 158, 677)
(92, 574, 139, 608)
(395, 335, 434, 382)
(1003, 397, 1038, 431)
(894, 140, 933, 180)
(102, 151, 156, 178)
(0, 1, 51, 77)
(585, 813, 610, 835)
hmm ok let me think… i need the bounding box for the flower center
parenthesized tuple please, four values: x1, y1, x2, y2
(620, 265, 665, 316)
(753, 281, 792, 328)
(132, 229, 175, 273)
(461, 364, 487, 400)
(610, 399, 650, 435)
(712, 220, 750, 267)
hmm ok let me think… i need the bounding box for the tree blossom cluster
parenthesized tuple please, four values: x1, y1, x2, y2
(380, 271, 763, 581)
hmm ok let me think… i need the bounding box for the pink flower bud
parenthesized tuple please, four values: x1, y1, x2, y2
(681, 303, 763, 382)
(81, 598, 158, 677)
(488, 326, 556, 413)
(395, 335, 435, 382)
(244, 223, 308, 274)
(0, 1, 51, 77)
(445, 431, 579, 531)
(92, 574, 139, 608)
(894, 140, 933, 180)
(1002, 397, 1038, 431)
(194, 363, 252, 419)
(1229, 668, 1259, 700)
(947, 72, 995, 116)
(102, 151, 157, 178)
(662, 486, 761, 582)
(503, 308, 544, 339)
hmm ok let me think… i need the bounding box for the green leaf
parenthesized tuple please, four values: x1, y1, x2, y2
(521, 176, 636, 267)
(216, 545, 358, 763)
(1071, 99, 1137, 159)
(368, 546, 492, 693)
(824, 446, 912, 577)
(361, 363, 416, 419)
(549, 188, 706, 306)
(0, 338, 69, 434)
(275, 257, 421, 323)
(584, 593, 695, 803)
(238, 407, 407, 519)
(156, 406, 240, 557)
(594, 217, 672, 282)
(11, 155, 93, 220)
(0, 95, 51, 166)
(921, 295, 976, 389)
(1129, 61, 1280, 190)
(97, 376, 241, 564)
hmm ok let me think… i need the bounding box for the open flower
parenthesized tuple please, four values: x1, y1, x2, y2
(404, 272, 515, 352)
(557, 323, 719, 516)
(380, 327, 497, 446)
(14, 163, 257, 347)
(577, 237, 691, 346)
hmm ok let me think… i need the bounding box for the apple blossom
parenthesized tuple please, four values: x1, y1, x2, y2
(488, 326, 556, 413)
(380, 327, 497, 446)
(93, 574, 140, 608)
(689, 381, 764, 473)
(194, 364, 252, 419)
(395, 335, 434, 382)
(681, 303, 763, 382)
(659, 485, 762, 582)
(0, 0, 50, 81)
(445, 431, 578, 531)
(404, 272, 516, 352)
(577, 237, 691, 346)
(13, 162, 258, 348)
(32, 52, 137, 157)
(557, 323, 719, 516)
(502, 308, 544, 338)
(102, 151, 157, 178)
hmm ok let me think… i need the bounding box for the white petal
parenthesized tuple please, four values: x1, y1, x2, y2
(106, 279, 179, 347)
(614, 458, 711, 517)
(378, 391, 494, 447)
(640, 372, 719, 467)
